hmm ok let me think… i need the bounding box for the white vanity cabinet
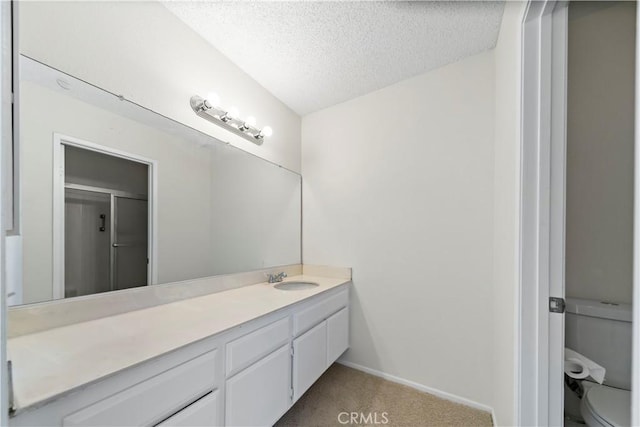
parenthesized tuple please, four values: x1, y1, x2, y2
(9, 284, 350, 427)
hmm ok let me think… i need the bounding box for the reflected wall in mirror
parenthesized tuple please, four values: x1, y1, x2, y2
(14, 56, 302, 306)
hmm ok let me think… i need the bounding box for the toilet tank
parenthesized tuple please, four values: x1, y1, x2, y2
(565, 297, 632, 390)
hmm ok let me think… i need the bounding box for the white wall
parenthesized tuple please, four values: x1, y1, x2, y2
(566, 2, 636, 304)
(302, 52, 496, 407)
(492, 2, 526, 425)
(18, 1, 301, 172)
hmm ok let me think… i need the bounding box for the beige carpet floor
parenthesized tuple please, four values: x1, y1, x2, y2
(275, 364, 493, 427)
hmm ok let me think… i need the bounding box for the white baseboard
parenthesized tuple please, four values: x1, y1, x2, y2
(337, 360, 495, 425)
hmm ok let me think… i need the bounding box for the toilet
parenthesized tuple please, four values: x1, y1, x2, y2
(580, 384, 629, 427)
(565, 297, 632, 427)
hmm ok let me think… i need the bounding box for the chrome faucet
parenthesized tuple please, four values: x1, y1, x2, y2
(267, 272, 287, 283)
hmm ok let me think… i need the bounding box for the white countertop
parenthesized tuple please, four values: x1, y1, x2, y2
(8, 274, 349, 413)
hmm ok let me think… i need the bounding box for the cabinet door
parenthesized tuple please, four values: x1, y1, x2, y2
(326, 307, 349, 366)
(293, 321, 327, 401)
(225, 345, 291, 427)
(156, 391, 220, 427)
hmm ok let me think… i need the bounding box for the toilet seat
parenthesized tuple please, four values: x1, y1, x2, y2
(580, 385, 630, 427)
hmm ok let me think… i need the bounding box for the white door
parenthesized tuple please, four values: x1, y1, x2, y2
(521, 1, 640, 425)
(521, 2, 569, 424)
(548, 3, 569, 426)
(0, 1, 10, 423)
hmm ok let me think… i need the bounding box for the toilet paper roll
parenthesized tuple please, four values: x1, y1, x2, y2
(564, 357, 590, 379)
(565, 348, 606, 384)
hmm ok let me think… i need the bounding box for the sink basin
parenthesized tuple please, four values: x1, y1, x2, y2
(273, 281, 319, 291)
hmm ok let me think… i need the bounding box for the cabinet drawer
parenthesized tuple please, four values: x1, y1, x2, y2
(226, 317, 289, 377)
(63, 349, 218, 427)
(156, 390, 220, 427)
(293, 289, 348, 336)
(327, 307, 349, 366)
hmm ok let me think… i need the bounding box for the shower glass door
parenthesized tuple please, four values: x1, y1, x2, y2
(112, 196, 148, 291)
(64, 188, 111, 298)
(64, 190, 149, 297)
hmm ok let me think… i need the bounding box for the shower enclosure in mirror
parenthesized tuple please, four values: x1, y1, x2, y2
(12, 55, 302, 306)
(61, 143, 151, 298)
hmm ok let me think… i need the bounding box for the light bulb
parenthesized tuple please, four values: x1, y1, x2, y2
(227, 107, 240, 119)
(261, 126, 273, 138)
(245, 116, 257, 127)
(205, 92, 220, 107)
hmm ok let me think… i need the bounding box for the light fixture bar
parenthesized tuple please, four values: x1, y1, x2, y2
(190, 95, 270, 145)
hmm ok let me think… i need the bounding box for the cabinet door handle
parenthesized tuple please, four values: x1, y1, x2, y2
(99, 214, 106, 232)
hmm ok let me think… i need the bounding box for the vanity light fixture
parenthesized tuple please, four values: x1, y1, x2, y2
(190, 94, 272, 145)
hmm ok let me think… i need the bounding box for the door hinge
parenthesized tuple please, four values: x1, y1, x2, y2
(549, 297, 566, 314)
(8, 360, 15, 416)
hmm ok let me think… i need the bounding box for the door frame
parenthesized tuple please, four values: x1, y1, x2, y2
(52, 133, 158, 299)
(519, 1, 639, 425)
(0, 0, 11, 422)
(519, 1, 568, 424)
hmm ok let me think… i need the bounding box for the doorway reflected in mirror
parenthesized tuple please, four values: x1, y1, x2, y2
(61, 143, 151, 298)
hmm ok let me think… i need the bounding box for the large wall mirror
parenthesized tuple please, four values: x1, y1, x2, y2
(12, 55, 301, 306)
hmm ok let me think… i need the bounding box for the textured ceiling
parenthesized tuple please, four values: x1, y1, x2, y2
(161, 1, 505, 116)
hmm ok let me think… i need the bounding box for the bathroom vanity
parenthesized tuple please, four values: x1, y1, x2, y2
(7, 9, 349, 426)
(8, 272, 350, 426)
